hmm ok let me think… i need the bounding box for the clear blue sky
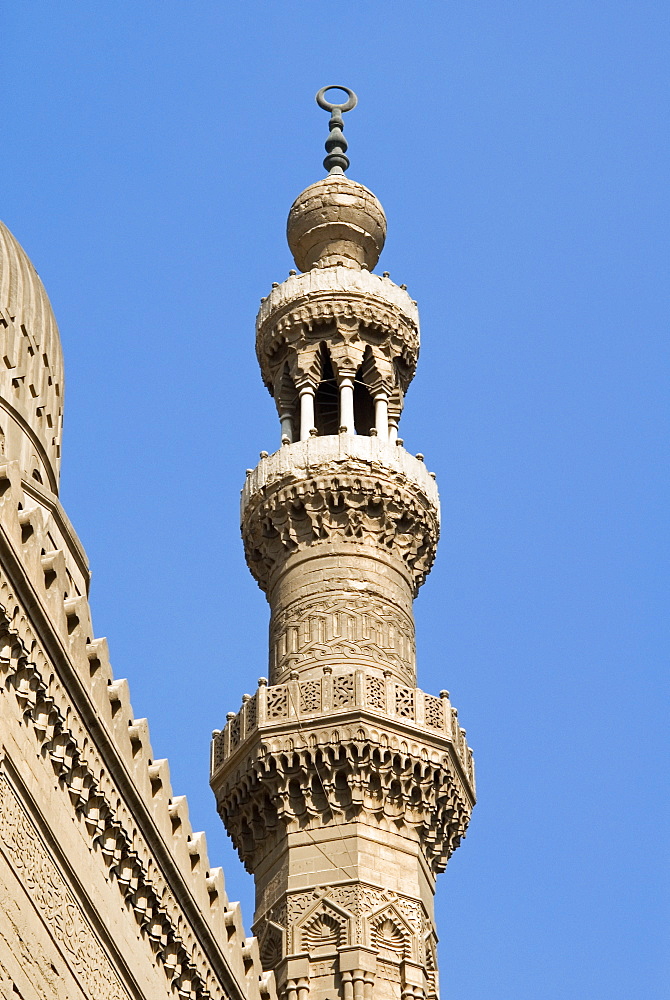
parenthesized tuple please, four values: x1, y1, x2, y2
(2, 3, 667, 998)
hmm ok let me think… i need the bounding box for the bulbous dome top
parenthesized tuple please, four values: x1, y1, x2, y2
(0, 221, 64, 492)
(287, 174, 386, 272)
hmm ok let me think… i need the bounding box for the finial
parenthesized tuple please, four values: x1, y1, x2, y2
(316, 86, 358, 175)
(286, 87, 385, 271)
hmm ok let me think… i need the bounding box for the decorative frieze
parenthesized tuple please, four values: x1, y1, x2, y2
(0, 773, 130, 1000)
(255, 267, 419, 408)
(212, 724, 473, 877)
(211, 674, 469, 777)
(242, 442, 439, 597)
(254, 883, 430, 979)
(0, 572, 269, 1000)
(270, 592, 415, 684)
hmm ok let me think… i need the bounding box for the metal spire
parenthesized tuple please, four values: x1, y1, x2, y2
(316, 85, 358, 175)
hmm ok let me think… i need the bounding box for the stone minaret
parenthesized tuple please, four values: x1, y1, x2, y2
(211, 88, 475, 1000)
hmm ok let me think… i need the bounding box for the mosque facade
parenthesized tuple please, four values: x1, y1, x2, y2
(0, 90, 474, 1000)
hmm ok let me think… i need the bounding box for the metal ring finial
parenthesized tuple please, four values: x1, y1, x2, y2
(315, 86, 358, 175)
(315, 86, 358, 114)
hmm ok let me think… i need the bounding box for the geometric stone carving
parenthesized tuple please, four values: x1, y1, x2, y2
(332, 672, 355, 707)
(370, 909, 409, 962)
(214, 676, 473, 777)
(366, 674, 386, 711)
(270, 592, 415, 684)
(299, 900, 349, 954)
(259, 922, 284, 971)
(424, 935, 439, 1000)
(395, 685, 415, 719)
(424, 694, 445, 730)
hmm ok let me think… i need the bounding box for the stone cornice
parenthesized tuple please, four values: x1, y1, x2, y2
(0, 464, 275, 1000)
(257, 269, 418, 340)
(211, 707, 474, 877)
(255, 268, 419, 397)
(211, 673, 475, 800)
(242, 438, 439, 597)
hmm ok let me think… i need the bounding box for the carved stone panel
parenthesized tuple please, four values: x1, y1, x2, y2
(270, 593, 415, 684)
(0, 773, 130, 1000)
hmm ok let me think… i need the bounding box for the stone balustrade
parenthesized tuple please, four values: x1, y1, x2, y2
(210, 671, 474, 789)
(242, 435, 439, 517)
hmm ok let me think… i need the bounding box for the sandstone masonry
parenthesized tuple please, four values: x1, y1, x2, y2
(0, 220, 274, 1000)
(211, 98, 475, 1000)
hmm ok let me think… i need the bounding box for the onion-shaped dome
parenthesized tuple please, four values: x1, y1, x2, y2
(0, 221, 64, 493)
(287, 175, 386, 272)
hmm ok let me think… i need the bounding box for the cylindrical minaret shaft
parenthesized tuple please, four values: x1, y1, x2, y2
(211, 89, 475, 1000)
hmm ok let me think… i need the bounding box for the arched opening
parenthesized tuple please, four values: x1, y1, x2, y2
(277, 365, 298, 443)
(352, 379, 374, 435)
(352, 350, 377, 435)
(314, 345, 339, 436)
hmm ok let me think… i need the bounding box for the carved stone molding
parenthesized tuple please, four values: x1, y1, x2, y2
(213, 676, 476, 784)
(212, 728, 473, 878)
(254, 882, 432, 990)
(269, 591, 415, 684)
(0, 578, 245, 1000)
(0, 772, 130, 1000)
(242, 448, 439, 598)
(255, 268, 419, 403)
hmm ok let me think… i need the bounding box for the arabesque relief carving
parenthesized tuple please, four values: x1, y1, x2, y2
(242, 465, 439, 597)
(0, 774, 130, 1000)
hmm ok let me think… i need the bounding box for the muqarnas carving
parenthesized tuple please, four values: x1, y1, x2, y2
(243, 467, 439, 596)
(215, 733, 472, 876)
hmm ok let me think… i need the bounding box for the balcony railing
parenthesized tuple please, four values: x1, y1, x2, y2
(211, 670, 474, 788)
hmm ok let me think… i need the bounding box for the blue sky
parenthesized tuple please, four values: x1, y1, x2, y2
(2, 3, 668, 998)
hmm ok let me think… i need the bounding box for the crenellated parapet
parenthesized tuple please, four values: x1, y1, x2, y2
(0, 447, 274, 1000)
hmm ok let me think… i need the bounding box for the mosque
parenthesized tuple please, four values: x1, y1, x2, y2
(0, 88, 475, 1000)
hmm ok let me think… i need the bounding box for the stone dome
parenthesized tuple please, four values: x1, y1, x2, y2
(0, 221, 64, 493)
(286, 174, 386, 272)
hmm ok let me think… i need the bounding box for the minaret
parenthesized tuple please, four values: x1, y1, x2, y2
(211, 88, 475, 1000)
